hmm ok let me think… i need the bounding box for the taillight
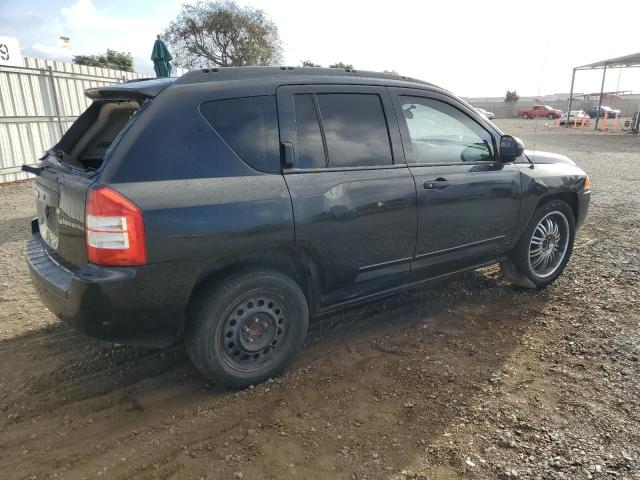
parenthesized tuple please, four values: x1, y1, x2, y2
(85, 185, 146, 266)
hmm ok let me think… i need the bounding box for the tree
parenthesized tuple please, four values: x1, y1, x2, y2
(73, 50, 134, 72)
(301, 60, 321, 67)
(329, 62, 353, 69)
(164, 0, 282, 69)
(505, 90, 520, 102)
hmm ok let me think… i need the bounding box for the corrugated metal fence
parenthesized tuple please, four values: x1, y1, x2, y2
(0, 57, 148, 183)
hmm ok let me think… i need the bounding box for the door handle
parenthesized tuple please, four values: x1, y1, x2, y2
(423, 178, 452, 190)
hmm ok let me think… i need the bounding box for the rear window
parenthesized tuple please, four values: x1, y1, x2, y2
(200, 95, 280, 173)
(54, 100, 140, 171)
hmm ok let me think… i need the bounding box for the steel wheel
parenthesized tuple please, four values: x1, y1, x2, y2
(218, 294, 288, 372)
(528, 211, 570, 278)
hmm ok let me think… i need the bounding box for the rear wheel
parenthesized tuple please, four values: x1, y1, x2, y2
(523, 113, 530, 119)
(186, 269, 309, 388)
(501, 200, 575, 289)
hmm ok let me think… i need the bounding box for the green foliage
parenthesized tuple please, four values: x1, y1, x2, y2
(73, 50, 134, 72)
(505, 90, 520, 102)
(301, 60, 321, 67)
(329, 62, 354, 69)
(164, 0, 282, 68)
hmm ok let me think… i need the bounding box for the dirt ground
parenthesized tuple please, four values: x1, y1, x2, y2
(0, 120, 638, 480)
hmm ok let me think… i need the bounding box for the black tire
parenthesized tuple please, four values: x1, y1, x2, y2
(548, 113, 555, 120)
(185, 269, 309, 388)
(501, 199, 576, 289)
(523, 113, 530, 119)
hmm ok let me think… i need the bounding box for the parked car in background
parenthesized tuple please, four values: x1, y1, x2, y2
(25, 67, 591, 388)
(475, 107, 495, 120)
(583, 106, 621, 119)
(559, 110, 588, 125)
(517, 105, 562, 119)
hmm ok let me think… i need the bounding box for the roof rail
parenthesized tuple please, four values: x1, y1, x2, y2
(174, 66, 433, 87)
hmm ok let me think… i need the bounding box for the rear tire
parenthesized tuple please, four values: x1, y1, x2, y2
(186, 269, 309, 388)
(523, 113, 530, 119)
(501, 200, 576, 289)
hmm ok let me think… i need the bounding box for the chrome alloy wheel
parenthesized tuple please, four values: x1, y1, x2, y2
(528, 211, 570, 278)
(219, 295, 288, 371)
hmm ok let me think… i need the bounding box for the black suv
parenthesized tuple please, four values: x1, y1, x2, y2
(26, 67, 591, 387)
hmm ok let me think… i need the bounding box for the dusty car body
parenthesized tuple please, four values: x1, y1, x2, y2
(26, 67, 591, 386)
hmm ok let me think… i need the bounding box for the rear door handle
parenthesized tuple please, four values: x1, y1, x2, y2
(423, 178, 452, 190)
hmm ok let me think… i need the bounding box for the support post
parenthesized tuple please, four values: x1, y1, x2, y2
(566, 68, 576, 128)
(47, 66, 64, 137)
(595, 64, 607, 130)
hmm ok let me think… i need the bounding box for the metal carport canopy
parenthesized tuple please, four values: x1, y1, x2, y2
(567, 52, 640, 129)
(575, 52, 640, 70)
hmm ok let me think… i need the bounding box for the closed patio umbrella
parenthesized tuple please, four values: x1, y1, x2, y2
(151, 35, 172, 78)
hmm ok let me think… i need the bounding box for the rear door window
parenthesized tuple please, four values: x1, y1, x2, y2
(316, 94, 393, 168)
(293, 94, 327, 169)
(200, 95, 280, 173)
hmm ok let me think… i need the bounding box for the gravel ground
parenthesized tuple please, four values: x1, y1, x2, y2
(0, 119, 638, 479)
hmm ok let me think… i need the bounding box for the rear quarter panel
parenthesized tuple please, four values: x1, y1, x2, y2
(97, 81, 295, 268)
(111, 176, 294, 264)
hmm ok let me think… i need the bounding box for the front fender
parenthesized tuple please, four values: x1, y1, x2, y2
(513, 162, 589, 243)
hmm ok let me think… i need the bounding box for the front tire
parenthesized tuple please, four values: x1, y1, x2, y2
(186, 269, 309, 388)
(501, 200, 576, 289)
(523, 113, 530, 119)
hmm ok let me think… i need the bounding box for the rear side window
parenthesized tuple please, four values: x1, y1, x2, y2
(316, 94, 393, 168)
(293, 94, 327, 169)
(200, 95, 280, 173)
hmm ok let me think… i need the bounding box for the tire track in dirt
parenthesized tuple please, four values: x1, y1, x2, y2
(0, 269, 543, 479)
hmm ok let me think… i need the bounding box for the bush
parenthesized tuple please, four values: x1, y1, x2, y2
(505, 90, 520, 102)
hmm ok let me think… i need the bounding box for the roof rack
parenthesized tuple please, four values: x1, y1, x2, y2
(174, 66, 432, 87)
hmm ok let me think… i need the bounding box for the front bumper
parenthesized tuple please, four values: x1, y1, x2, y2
(27, 234, 195, 347)
(576, 190, 591, 230)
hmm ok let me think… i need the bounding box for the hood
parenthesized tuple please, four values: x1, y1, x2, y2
(524, 150, 576, 165)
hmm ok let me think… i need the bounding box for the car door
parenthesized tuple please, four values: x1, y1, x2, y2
(277, 85, 418, 306)
(390, 88, 521, 277)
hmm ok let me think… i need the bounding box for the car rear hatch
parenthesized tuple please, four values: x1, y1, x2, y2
(27, 78, 174, 267)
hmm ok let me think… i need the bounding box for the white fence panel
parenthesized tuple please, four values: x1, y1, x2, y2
(0, 56, 149, 183)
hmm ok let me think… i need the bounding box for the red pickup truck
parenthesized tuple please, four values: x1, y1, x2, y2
(517, 105, 562, 119)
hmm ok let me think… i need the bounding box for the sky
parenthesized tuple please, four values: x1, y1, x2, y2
(1, 0, 640, 98)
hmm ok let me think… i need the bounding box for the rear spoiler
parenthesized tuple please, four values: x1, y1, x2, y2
(85, 77, 176, 100)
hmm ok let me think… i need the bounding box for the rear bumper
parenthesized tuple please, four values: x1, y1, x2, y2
(27, 234, 195, 347)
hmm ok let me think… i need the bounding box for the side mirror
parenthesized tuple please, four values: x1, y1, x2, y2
(499, 135, 524, 162)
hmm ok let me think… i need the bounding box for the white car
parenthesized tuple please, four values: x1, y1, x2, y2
(475, 107, 495, 120)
